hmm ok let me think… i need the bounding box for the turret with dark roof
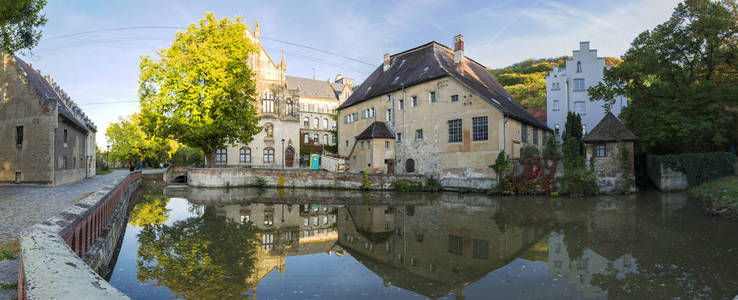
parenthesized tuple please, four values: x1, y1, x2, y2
(583, 112, 637, 143)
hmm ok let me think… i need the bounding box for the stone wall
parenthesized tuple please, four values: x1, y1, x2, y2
(586, 142, 636, 194)
(654, 164, 689, 192)
(17, 171, 141, 299)
(188, 167, 426, 190)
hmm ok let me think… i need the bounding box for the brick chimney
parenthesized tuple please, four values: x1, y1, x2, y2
(383, 53, 390, 71)
(454, 34, 464, 65)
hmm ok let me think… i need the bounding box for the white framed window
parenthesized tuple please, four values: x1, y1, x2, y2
(313, 134, 319, 143)
(553, 100, 560, 111)
(576, 61, 582, 73)
(411, 96, 417, 107)
(303, 117, 309, 127)
(554, 124, 560, 136)
(263, 148, 275, 164)
(574, 78, 585, 91)
(216, 149, 227, 163)
(574, 102, 585, 115)
(415, 129, 423, 140)
(314, 117, 319, 128)
(323, 118, 328, 128)
(323, 134, 328, 144)
(304, 134, 310, 143)
(386, 95, 391, 102)
(428, 91, 436, 103)
(398, 99, 404, 110)
(386, 108, 392, 122)
(448, 119, 462, 143)
(239, 148, 251, 163)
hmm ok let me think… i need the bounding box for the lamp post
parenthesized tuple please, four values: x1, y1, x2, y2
(281, 139, 285, 170)
(106, 144, 111, 168)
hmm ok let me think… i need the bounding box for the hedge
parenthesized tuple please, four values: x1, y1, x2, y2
(652, 152, 736, 187)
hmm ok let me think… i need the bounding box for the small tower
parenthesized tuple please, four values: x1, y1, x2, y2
(254, 20, 260, 41)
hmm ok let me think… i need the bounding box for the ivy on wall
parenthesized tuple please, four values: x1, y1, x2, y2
(652, 152, 735, 186)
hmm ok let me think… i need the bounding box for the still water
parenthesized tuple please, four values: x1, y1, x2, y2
(108, 185, 738, 299)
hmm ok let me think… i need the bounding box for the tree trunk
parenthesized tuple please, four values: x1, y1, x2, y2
(205, 150, 216, 168)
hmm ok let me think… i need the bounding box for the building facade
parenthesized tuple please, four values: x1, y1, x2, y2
(288, 75, 346, 147)
(545, 42, 628, 136)
(337, 35, 550, 187)
(0, 55, 97, 185)
(215, 21, 300, 168)
(583, 112, 638, 193)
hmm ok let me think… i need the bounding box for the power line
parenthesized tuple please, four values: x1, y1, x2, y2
(76, 100, 140, 106)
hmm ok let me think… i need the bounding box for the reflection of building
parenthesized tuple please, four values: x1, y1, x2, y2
(1, 55, 97, 185)
(217, 21, 300, 168)
(337, 202, 547, 299)
(213, 203, 339, 296)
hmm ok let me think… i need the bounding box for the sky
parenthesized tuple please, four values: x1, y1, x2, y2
(16, 0, 681, 148)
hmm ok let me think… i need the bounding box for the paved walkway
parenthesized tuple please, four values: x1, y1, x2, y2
(0, 170, 130, 245)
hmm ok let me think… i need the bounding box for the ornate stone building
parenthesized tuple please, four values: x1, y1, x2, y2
(215, 21, 300, 168)
(0, 55, 97, 185)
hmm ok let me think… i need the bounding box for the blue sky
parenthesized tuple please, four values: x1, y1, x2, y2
(17, 0, 681, 147)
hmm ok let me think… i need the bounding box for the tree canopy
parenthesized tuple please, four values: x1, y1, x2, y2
(0, 0, 47, 54)
(588, 0, 738, 154)
(105, 113, 173, 167)
(138, 12, 262, 167)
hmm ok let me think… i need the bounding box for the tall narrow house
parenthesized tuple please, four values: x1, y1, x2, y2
(337, 35, 550, 189)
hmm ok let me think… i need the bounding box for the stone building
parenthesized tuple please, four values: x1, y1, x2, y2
(215, 21, 300, 168)
(583, 112, 638, 193)
(0, 55, 97, 185)
(545, 42, 628, 136)
(337, 35, 550, 188)
(288, 75, 352, 147)
(349, 122, 396, 173)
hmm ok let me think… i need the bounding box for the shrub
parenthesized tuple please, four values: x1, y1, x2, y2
(560, 166, 598, 196)
(521, 145, 540, 159)
(254, 176, 267, 187)
(395, 180, 420, 191)
(362, 170, 371, 190)
(652, 152, 735, 187)
(490, 152, 512, 192)
(543, 136, 562, 160)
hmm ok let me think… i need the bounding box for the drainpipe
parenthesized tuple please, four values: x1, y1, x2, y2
(503, 116, 508, 153)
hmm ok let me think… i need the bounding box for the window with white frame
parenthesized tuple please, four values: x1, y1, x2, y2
(398, 99, 404, 110)
(386, 95, 391, 102)
(429, 91, 436, 103)
(216, 149, 227, 163)
(415, 129, 423, 140)
(411, 96, 417, 107)
(323, 118, 328, 128)
(386, 108, 392, 122)
(576, 61, 582, 73)
(595, 144, 607, 157)
(554, 124, 560, 136)
(303, 117, 309, 127)
(323, 134, 328, 144)
(472, 116, 488, 141)
(263, 148, 275, 164)
(553, 100, 560, 111)
(574, 78, 585, 91)
(448, 119, 462, 143)
(313, 134, 319, 143)
(304, 134, 309, 143)
(239, 148, 251, 163)
(574, 102, 585, 115)
(314, 117, 319, 128)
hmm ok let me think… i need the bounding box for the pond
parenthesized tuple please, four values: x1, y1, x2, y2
(107, 184, 738, 299)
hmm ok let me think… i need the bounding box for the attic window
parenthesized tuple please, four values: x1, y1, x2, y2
(423, 67, 429, 72)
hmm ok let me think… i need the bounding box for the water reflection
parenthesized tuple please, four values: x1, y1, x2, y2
(112, 186, 738, 299)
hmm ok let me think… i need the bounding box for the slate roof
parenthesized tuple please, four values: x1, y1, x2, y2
(14, 56, 91, 132)
(287, 76, 337, 99)
(338, 42, 550, 131)
(356, 121, 395, 140)
(329, 82, 346, 98)
(583, 112, 638, 143)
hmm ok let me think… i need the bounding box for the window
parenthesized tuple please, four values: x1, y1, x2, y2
(472, 239, 489, 259)
(240, 148, 251, 163)
(429, 91, 436, 103)
(361, 141, 364, 150)
(415, 129, 423, 140)
(63, 129, 68, 146)
(73, 157, 76, 169)
(353, 112, 357, 121)
(576, 61, 582, 73)
(554, 124, 560, 136)
(263, 148, 275, 164)
(386, 95, 391, 102)
(448, 119, 462, 143)
(15, 126, 23, 148)
(533, 128, 539, 145)
(521, 124, 528, 143)
(448, 235, 463, 255)
(472, 117, 488, 141)
(314, 118, 319, 128)
(304, 134, 310, 143)
(552, 82, 560, 90)
(332, 120, 337, 129)
(385, 141, 390, 149)
(362, 109, 367, 119)
(398, 99, 404, 110)
(262, 98, 274, 112)
(323, 118, 328, 129)
(396, 133, 402, 142)
(345, 140, 349, 147)
(63, 157, 67, 169)
(405, 158, 415, 173)
(303, 117, 309, 127)
(553, 100, 560, 111)
(313, 134, 319, 143)
(451, 95, 458, 102)
(332, 134, 337, 144)
(574, 102, 585, 115)
(574, 78, 585, 91)
(323, 134, 329, 144)
(411, 96, 417, 107)
(215, 149, 227, 163)
(386, 109, 392, 122)
(370, 108, 375, 118)
(595, 144, 607, 157)
(367, 140, 371, 148)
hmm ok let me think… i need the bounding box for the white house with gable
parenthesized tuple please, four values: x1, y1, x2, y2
(546, 42, 628, 136)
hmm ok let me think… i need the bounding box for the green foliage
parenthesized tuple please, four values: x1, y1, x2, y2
(559, 165, 599, 196)
(106, 113, 171, 167)
(0, 281, 17, 291)
(0, 249, 16, 261)
(490, 151, 512, 192)
(690, 175, 738, 218)
(0, 0, 47, 54)
(652, 152, 735, 186)
(362, 170, 371, 190)
(562, 112, 585, 168)
(139, 13, 261, 167)
(543, 135, 562, 160)
(588, 0, 738, 154)
(136, 209, 259, 299)
(395, 180, 420, 191)
(129, 192, 170, 228)
(618, 141, 635, 193)
(170, 146, 205, 165)
(254, 176, 266, 187)
(521, 145, 540, 159)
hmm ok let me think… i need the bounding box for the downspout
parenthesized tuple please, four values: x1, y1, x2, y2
(346, 136, 359, 171)
(566, 79, 570, 115)
(503, 116, 508, 153)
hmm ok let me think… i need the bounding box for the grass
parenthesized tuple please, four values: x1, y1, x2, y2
(95, 167, 113, 175)
(690, 175, 738, 218)
(0, 281, 17, 291)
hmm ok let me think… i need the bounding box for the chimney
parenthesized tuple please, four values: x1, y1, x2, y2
(454, 34, 464, 65)
(580, 41, 590, 51)
(383, 53, 390, 71)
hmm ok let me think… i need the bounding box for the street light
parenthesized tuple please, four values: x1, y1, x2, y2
(281, 138, 285, 170)
(106, 144, 111, 168)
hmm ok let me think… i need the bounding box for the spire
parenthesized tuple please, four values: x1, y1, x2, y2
(254, 20, 260, 41)
(279, 49, 286, 71)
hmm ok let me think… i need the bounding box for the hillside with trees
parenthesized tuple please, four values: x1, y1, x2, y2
(489, 56, 622, 109)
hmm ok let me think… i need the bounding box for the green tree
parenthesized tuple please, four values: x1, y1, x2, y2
(136, 208, 259, 299)
(138, 13, 261, 167)
(0, 0, 47, 54)
(128, 192, 170, 227)
(106, 114, 171, 167)
(563, 112, 584, 164)
(588, 0, 738, 154)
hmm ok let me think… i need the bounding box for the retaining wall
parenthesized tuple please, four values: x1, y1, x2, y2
(652, 164, 689, 191)
(17, 171, 141, 300)
(188, 168, 426, 190)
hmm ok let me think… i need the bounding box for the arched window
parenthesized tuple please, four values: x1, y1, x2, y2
(216, 149, 227, 164)
(286, 100, 293, 115)
(406, 158, 415, 173)
(576, 61, 582, 73)
(263, 148, 275, 164)
(304, 133, 310, 143)
(240, 148, 251, 163)
(313, 134, 319, 143)
(313, 117, 319, 128)
(323, 134, 329, 144)
(323, 118, 328, 129)
(303, 117, 309, 127)
(262, 89, 274, 113)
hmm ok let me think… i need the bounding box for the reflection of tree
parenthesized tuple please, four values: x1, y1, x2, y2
(128, 193, 170, 227)
(136, 208, 259, 299)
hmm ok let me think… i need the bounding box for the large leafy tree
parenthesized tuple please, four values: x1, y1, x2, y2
(106, 113, 171, 167)
(139, 13, 261, 167)
(0, 0, 47, 54)
(589, 0, 738, 154)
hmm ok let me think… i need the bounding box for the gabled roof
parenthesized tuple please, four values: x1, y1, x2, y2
(338, 41, 550, 131)
(356, 122, 395, 140)
(583, 112, 638, 143)
(287, 76, 337, 99)
(13, 56, 90, 132)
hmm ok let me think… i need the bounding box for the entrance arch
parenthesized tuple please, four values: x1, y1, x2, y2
(285, 146, 295, 167)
